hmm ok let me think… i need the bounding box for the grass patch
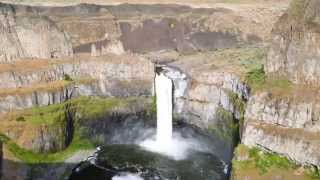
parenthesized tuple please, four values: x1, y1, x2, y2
(245, 67, 266, 91)
(22, 103, 66, 125)
(245, 67, 293, 94)
(233, 145, 296, 174)
(207, 47, 265, 74)
(249, 147, 294, 173)
(5, 96, 135, 125)
(68, 96, 124, 120)
(1, 133, 94, 164)
(233, 145, 320, 179)
(0, 96, 151, 163)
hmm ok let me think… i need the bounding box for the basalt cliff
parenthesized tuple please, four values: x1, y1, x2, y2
(0, 0, 319, 180)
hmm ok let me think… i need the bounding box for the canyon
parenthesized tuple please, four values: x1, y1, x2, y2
(0, 0, 319, 180)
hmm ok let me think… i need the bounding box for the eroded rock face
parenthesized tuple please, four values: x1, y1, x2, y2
(162, 63, 249, 129)
(0, 4, 73, 63)
(242, 121, 320, 166)
(5, 3, 284, 57)
(0, 85, 73, 113)
(243, 0, 320, 167)
(176, 75, 248, 129)
(119, 18, 240, 53)
(0, 5, 26, 63)
(15, 16, 73, 59)
(0, 54, 154, 112)
(245, 92, 320, 132)
(242, 91, 320, 166)
(266, 0, 320, 86)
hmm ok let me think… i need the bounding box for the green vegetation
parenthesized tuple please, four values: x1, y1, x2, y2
(0, 133, 93, 164)
(21, 103, 66, 125)
(228, 91, 245, 120)
(208, 47, 265, 74)
(0, 96, 151, 164)
(233, 144, 296, 174)
(288, 0, 305, 20)
(227, 91, 246, 138)
(16, 116, 26, 122)
(245, 67, 266, 91)
(307, 167, 320, 179)
(245, 67, 293, 94)
(63, 74, 73, 81)
(209, 107, 238, 142)
(12, 96, 132, 126)
(249, 147, 294, 173)
(68, 96, 124, 120)
(233, 144, 320, 179)
(239, 48, 265, 71)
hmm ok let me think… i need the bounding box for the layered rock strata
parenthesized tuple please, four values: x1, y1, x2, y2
(0, 4, 73, 63)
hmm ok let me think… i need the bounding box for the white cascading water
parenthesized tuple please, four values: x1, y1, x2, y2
(155, 73, 173, 145)
(140, 69, 206, 160)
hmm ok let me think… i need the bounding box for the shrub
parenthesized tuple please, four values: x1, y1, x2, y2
(63, 74, 73, 81)
(245, 67, 266, 91)
(16, 116, 26, 122)
(249, 147, 294, 174)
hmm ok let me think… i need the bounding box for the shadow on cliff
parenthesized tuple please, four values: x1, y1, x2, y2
(0, 157, 79, 180)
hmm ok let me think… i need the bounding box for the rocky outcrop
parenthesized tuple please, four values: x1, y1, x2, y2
(0, 96, 152, 153)
(243, 120, 320, 166)
(245, 92, 320, 132)
(242, 0, 320, 167)
(0, 5, 26, 63)
(242, 90, 320, 166)
(177, 73, 248, 128)
(266, 0, 320, 86)
(0, 54, 154, 112)
(2, 3, 285, 56)
(19, 123, 69, 153)
(162, 61, 249, 129)
(0, 84, 73, 113)
(15, 16, 73, 59)
(0, 4, 73, 63)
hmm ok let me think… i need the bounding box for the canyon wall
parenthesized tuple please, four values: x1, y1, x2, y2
(0, 2, 302, 179)
(266, 0, 320, 86)
(242, 0, 320, 168)
(0, 4, 73, 63)
(0, 54, 154, 112)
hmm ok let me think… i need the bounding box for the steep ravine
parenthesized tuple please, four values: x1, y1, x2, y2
(1, 1, 320, 180)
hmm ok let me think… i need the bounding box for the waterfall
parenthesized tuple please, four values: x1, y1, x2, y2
(140, 67, 201, 160)
(155, 72, 173, 145)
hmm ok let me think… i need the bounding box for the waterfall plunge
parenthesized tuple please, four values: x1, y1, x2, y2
(155, 73, 173, 145)
(140, 68, 205, 160)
